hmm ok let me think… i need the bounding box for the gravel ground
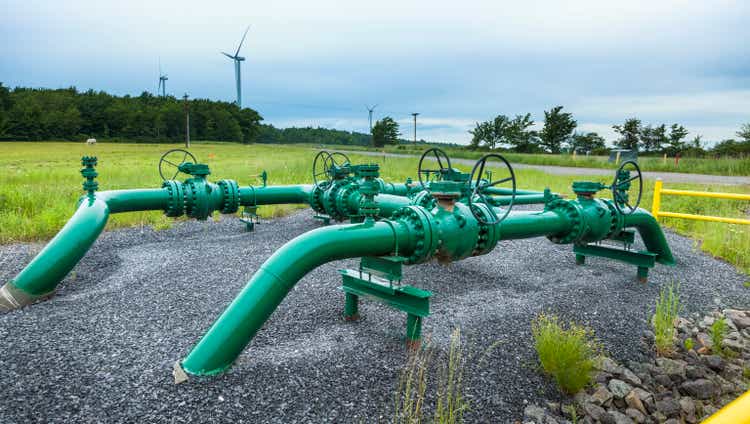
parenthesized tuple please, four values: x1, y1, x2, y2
(0, 209, 748, 423)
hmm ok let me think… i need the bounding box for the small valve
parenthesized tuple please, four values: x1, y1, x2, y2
(80, 156, 99, 196)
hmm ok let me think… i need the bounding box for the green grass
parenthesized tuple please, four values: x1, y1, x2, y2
(531, 314, 601, 394)
(1, 141, 748, 276)
(653, 282, 681, 356)
(342, 144, 750, 176)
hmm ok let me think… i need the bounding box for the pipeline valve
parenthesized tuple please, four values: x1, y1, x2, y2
(80, 156, 99, 195)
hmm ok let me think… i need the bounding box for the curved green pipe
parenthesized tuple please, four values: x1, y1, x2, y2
(490, 194, 549, 206)
(0, 189, 171, 311)
(623, 208, 676, 265)
(181, 220, 413, 375)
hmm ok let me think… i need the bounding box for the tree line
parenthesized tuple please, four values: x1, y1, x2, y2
(0, 84, 377, 146)
(470, 106, 750, 157)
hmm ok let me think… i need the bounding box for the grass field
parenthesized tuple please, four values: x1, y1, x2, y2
(1, 141, 748, 275)
(343, 144, 750, 176)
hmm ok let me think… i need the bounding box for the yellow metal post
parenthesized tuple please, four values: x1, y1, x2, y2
(651, 179, 662, 220)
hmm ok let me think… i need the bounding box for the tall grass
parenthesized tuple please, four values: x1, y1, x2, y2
(531, 314, 601, 394)
(392, 329, 468, 424)
(709, 317, 728, 357)
(653, 282, 681, 356)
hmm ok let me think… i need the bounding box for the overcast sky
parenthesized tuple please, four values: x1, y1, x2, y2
(2, 0, 748, 145)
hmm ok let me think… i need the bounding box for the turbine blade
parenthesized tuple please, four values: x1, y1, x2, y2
(221, 51, 235, 59)
(235, 25, 251, 56)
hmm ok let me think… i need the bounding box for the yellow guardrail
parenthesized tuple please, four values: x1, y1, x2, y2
(651, 179, 750, 423)
(651, 179, 750, 225)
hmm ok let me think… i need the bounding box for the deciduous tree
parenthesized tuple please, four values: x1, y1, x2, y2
(371, 116, 400, 147)
(540, 106, 577, 153)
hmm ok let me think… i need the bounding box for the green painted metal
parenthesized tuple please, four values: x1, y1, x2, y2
(622, 208, 675, 265)
(573, 244, 657, 268)
(180, 220, 415, 375)
(339, 270, 431, 318)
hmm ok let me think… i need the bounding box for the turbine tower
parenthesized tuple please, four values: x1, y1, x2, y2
(222, 25, 250, 108)
(366, 104, 377, 132)
(158, 60, 168, 97)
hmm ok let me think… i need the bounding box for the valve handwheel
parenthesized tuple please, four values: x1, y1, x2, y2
(312, 150, 331, 187)
(417, 148, 452, 188)
(468, 153, 516, 225)
(611, 160, 642, 215)
(159, 149, 197, 181)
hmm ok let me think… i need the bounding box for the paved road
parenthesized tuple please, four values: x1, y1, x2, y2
(339, 150, 750, 185)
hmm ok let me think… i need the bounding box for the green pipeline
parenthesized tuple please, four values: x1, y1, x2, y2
(0, 189, 170, 311)
(180, 220, 415, 375)
(180, 196, 674, 376)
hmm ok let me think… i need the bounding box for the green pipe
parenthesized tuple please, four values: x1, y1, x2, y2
(180, 220, 413, 376)
(484, 187, 546, 196)
(498, 210, 571, 240)
(0, 189, 171, 311)
(622, 208, 676, 265)
(238, 184, 313, 206)
(490, 193, 549, 206)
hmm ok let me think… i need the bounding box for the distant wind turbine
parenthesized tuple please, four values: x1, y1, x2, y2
(366, 104, 378, 131)
(222, 25, 251, 108)
(158, 60, 168, 97)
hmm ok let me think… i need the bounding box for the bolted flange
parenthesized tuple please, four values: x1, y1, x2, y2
(471, 202, 501, 256)
(545, 199, 584, 244)
(390, 206, 439, 264)
(162, 180, 185, 217)
(217, 179, 240, 214)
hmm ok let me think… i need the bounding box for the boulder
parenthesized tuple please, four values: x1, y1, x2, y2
(680, 379, 717, 400)
(724, 309, 750, 330)
(654, 398, 681, 417)
(608, 379, 633, 399)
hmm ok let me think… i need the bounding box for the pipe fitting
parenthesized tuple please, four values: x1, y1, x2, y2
(162, 180, 185, 217)
(471, 203, 501, 256)
(545, 199, 584, 244)
(390, 206, 439, 264)
(217, 179, 240, 214)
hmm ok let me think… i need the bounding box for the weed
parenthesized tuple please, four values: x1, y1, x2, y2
(744, 281, 750, 288)
(710, 317, 728, 357)
(683, 337, 694, 351)
(531, 314, 601, 394)
(393, 343, 432, 424)
(434, 328, 469, 424)
(564, 405, 578, 424)
(653, 282, 681, 356)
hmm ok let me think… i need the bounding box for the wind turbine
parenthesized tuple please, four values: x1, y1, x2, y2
(222, 25, 250, 108)
(158, 60, 168, 97)
(366, 104, 378, 132)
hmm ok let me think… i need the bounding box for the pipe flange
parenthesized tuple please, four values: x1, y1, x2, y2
(162, 180, 185, 217)
(335, 183, 359, 218)
(390, 205, 438, 264)
(601, 198, 624, 239)
(322, 179, 348, 221)
(183, 180, 210, 220)
(471, 202, 500, 256)
(309, 183, 328, 213)
(545, 199, 584, 244)
(217, 179, 240, 214)
(410, 190, 437, 210)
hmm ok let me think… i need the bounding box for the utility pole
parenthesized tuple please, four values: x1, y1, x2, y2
(411, 112, 419, 144)
(183, 93, 190, 148)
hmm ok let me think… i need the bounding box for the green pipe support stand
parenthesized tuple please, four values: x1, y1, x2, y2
(339, 256, 431, 349)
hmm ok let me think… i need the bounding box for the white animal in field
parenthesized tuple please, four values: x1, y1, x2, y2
(86, 138, 97, 145)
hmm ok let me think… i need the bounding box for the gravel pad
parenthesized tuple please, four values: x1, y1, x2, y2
(0, 210, 748, 423)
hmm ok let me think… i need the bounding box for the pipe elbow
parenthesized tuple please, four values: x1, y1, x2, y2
(623, 208, 676, 266)
(1, 196, 110, 312)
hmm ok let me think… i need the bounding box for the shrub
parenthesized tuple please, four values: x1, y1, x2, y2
(710, 317, 728, 356)
(653, 282, 681, 356)
(531, 314, 601, 394)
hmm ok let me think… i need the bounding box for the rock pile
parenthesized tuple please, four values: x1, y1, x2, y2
(521, 309, 750, 424)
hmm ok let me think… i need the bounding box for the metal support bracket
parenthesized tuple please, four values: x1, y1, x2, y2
(339, 256, 431, 347)
(239, 206, 260, 232)
(573, 243, 657, 283)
